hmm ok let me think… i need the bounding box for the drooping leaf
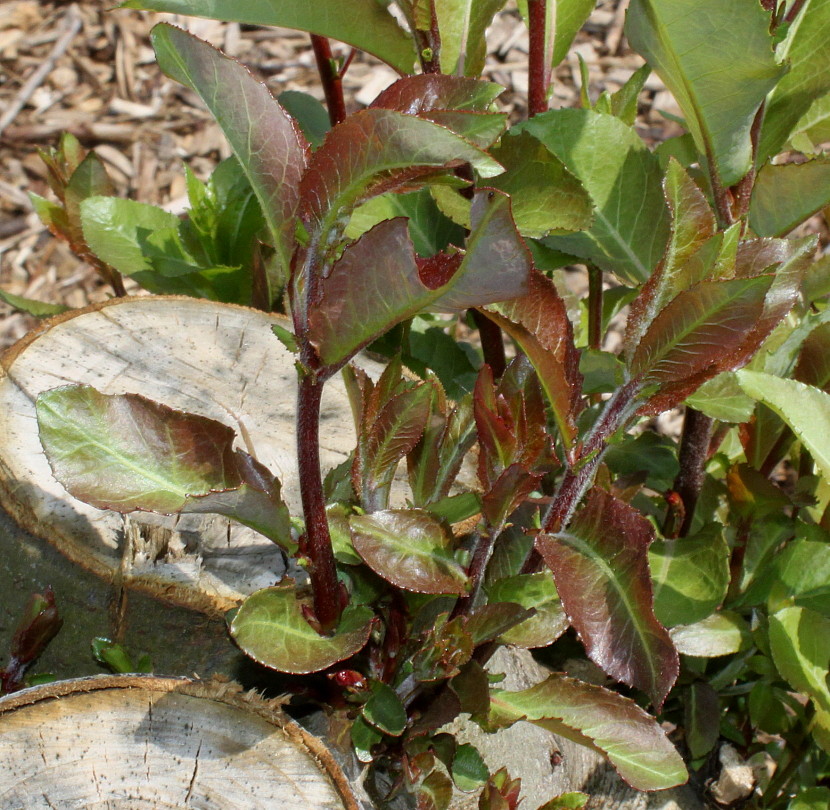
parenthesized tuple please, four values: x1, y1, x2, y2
(523, 108, 669, 284)
(736, 370, 830, 483)
(626, 0, 784, 187)
(768, 606, 830, 712)
(669, 611, 750, 658)
(0, 289, 69, 318)
(487, 675, 687, 791)
(151, 23, 308, 288)
(649, 525, 730, 628)
(536, 488, 679, 708)
(750, 158, 830, 237)
(488, 130, 594, 238)
(363, 680, 407, 736)
(350, 509, 470, 595)
(229, 586, 374, 674)
(759, 1, 830, 161)
(124, 0, 417, 73)
(624, 159, 717, 355)
(433, 0, 506, 75)
(37, 385, 292, 548)
(486, 572, 569, 648)
(484, 270, 583, 454)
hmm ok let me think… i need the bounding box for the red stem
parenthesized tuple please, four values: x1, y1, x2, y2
(472, 310, 507, 378)
(587, 264, 603, 351)
(310, 35, 347, 126)
(297, 371, 342, 634)
(670, 408, 713, 537)
(527, 0, 551, 116)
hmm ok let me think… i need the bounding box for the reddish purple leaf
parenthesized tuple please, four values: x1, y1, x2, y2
(536, 488, 678, 709)
(483, 271, 583, 456)
(370, 74, 504, 114)
(482, 463, 542, 529)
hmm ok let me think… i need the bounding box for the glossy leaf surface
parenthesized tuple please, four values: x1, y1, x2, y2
(487, 675, 687, 790)
(125, 0, 416, 72)
(37, 386, 292, 547)
(649, 525, 730, 627)
(626, 0, 783, 187)
(488, 130, 593, 238)
(750, 158, 830, 237)
(669, 611, 749, 658)
(537, 488, 678, 708)
(363, 681, 407, 736)
(152, 23, 307, 280)
(350, 509, 470, 595)
(524, 109, 669, 284)
(230, 586, 373, 674)
(486, 572, 569, 648)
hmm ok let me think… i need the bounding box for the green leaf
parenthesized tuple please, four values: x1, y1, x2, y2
(685, 682, 720, 759)
(537, 488, 678, 708)
(64, 152, 116, 247)
(669, 611, 750, 658)
(486, 573, 568, 648)
(0, 289, 69, 318)
(685, 372, 755, 422)
(37, 385, 292, 549)
(351, 714, 384, 763)
(626, 0, 784, 187)
(736, 370, 830, 483)
(788, 787, 830, 810)
(649, 525, 730, 628)
(524, 109, 669, 284)
(451, 743, 489, 792)
(769, 606, 830, 712)
(350, 509, 470, 595)
(124, 0, 416, 73)
(759, 1, 830, 161)
(750, 158, 830, 237)
(277, 90, 330, 150)
(603, 431, 679, 493)
(488, 130, 594, 238)
(516, 0, 594, 68)
(151, 23, 308, 288)
(787, 92, 830, 152)
(434, 0, 507, 75)
(487, 675, 687, 791)
(609, 64, 652, 126)
(484, 270, 583, 453)
(536, 794, 589, 810)
(363, 680, 407, 736)
(766, 538, 830, 617)
(415, 770, 453, 810)
(229, 586, 373, 674)
(408, 327, 478, 400)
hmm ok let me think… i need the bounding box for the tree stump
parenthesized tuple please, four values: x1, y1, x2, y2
(0, 675, 361, 809)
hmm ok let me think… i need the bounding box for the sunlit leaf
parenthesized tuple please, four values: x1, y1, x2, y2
(488, 130, 593, 238)
(516, 0, 594, 69)
(685, 372, 755, 423)
(524, 108, 669, 284)
(766, 539, 830, 617)
(151, 23, 308, 286)
(0, 289, 69, 318)
(649, 525, 730, 628)
(626, 0, 783, 187)
(125, 0, 416, 73)
(433, 0, 506, 75)
(669, 611, 750, 658)
(537, 488, 678, 708)
(486, 572, 569, 648)
(487, 675, 687, 791)
(350, 509, 470, 595)
(37, 385, 291, 548)
(750, 158, 830, 237)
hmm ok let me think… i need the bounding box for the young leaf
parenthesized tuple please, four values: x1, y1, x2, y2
(36, 385, 292, 549)
(487, 674, 687, 791)
(523, 108, 669, 284)
(63, 152, 116, 248)
(750, 158, 830, 238)
(536, 488, 679, 709)
(124, 0, 417, 73)
(151, 23, 308, 288)
(759, 1, 830, 161)
(229, 586, 374, 674)
(625, 0, 783, 187)
(363, 680, 407, 736)
(649, 525, 730, 628)
(488, 130, 594, 238)
(350, 509, 470, 595)
(484, 270, 584, 455)
(486, 572, 569, 648)
(736, 371, 830, 483)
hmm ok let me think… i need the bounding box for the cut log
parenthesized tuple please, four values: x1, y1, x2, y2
(0, 675, 361, 809)
(0, 296, 385, 616)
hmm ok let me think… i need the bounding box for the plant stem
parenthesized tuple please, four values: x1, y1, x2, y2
(587, 263, 603, 351)
(671, 407, 713, 537)
(472, 310, 507, 378)
(310, 35, 347, 127)
(785, 0, 808, 24)
(731, 102, 766, 225)
(527, 0, 551, 116)
(297, 371, 342, 634)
